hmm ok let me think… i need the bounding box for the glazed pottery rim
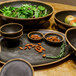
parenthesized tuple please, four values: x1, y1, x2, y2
(0, 23, 23, 34)
(54, 10, 76, 27)
(28, 31, 44, 41)
(0, 58, 34, 76)
(44, 32, 64, 43)
(0, 0, 54, 20)
(4, 31, 23, 39)
(65, 28, 76, 51)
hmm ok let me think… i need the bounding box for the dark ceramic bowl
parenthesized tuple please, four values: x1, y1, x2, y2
(65, 28, 76, 52)
(0, 23, 23, 37)
(44, 32, 64, 44)
(4, 31, 23, 40)
(28, 31, 43, 41)
(0, 59, 34, 76)
(54, 10, 76, 32)
(0, 0, 53, 28)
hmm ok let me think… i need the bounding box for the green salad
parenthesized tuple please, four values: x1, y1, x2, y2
(0, 4, 48, 18)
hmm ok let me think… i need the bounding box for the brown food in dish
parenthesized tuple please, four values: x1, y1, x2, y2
(41, 46, 46, 51)
(19, 43, 46, 53)
(35, 45, 42, 53)
(25, 44, 30, 47)
(30, 35, 41, 40)
(28, 46, 31, 50)
(19, 47, 23, 50)
(32, 45, 35, 48)
(46, 36, 60, 42)
(38, 43, 41, 46)
(24, 47, 27, 50)
(35, 45, 46, 53)
(29, 44, 33, 46)
(42, 54, 46, 58)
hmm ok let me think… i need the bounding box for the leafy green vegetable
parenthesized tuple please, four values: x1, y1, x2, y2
(0, 4, 48, 18)
(45, 43, 66, 59)
(38, 5, 45, 11)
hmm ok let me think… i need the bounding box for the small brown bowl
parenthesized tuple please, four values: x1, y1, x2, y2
(0, 23, 23, 37)
(65, 28, 76, 52)
(28, 31, 43, 41)
(44, 33, 64, 44)
(4, 31, 23, 40)
(54, 10, 76, 32)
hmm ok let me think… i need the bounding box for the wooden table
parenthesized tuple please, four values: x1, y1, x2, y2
(0, 0, 76, 76)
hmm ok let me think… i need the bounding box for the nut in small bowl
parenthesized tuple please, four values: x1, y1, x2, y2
(44, 33, 64, 44)
(28, 31, 43, 42)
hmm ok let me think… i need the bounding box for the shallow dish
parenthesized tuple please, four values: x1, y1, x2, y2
(0, 23, 23, 37)
(65, 28, 76, 52)
(44, 32, 64, 44)
(28, 31, 43, 41)
(0, 59, 34, 76)
(54, 10, 76, 32)
(0, 30, 71, 67)
(0, 0, 53, 27)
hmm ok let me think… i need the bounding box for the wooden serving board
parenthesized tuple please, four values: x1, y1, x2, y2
(0, 30, 71, 67)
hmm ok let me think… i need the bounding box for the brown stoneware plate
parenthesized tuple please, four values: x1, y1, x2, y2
(65, 28, 76, 52)
(0, 30, 71, 67)
(0, 0, 53, 28)
(0, 59, 34, 76)
(54, 10, 76, 32)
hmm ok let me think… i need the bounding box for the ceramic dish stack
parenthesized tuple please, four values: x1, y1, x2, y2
(0, 23, 23, 40)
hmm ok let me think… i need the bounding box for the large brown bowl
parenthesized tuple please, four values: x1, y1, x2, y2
(54, 10, 76, 32)
(0, 0, 53, 28)
(65, 28, 76, 53)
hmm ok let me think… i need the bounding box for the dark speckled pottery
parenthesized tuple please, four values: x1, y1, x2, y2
(0, 59, 34, 76)
(54, 10, 76, 32)
(65, 28, 76, 52)
(0, 0, 53, 28)
(0, 23, 23, 37)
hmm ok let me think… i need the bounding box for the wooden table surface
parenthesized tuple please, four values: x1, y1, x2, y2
(0, 0, 76, 76)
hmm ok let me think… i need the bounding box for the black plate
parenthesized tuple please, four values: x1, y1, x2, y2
(0, 59, 33, 76)
(65, 28, 76, 52)
(0, 30, 71, 67)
